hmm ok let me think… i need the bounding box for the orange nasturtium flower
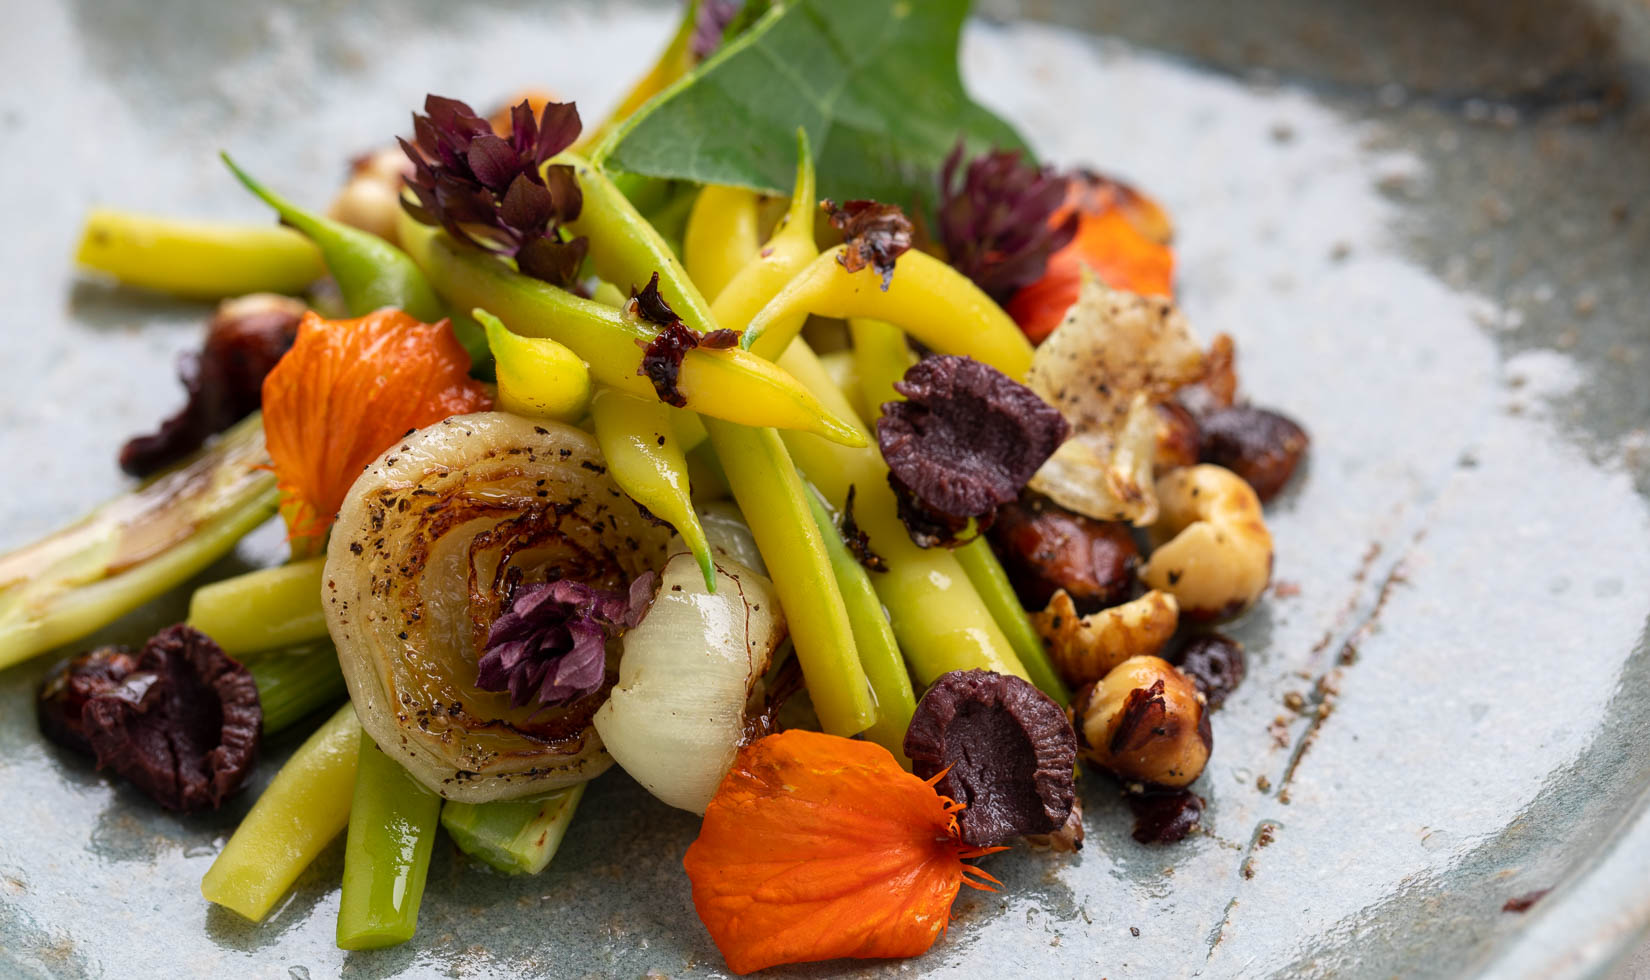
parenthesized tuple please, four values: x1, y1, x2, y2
(261, 309, 492, 549)
(683, 730, 1005, 975)
(1008, 175, 1177, 344)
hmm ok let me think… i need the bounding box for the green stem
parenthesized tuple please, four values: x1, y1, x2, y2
(440, 784, 586, 875)
(0, 414, 278, 671)
(954, 538, 1070, 705)
(336, 735, 442, 950)
(803, 487, 916, 761)
(200, 704, 361, 922)
(75, 208, 325, 299)
(246, 641, 347, 735)
(703, 419, 876, 737)
(187, 557, 327, 656)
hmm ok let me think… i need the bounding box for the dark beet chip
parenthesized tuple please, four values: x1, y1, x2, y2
(38, 647, 142, 755)
(1172, 633, 1247, 710)
(1197, 406, 1309, 503)
(1127, 789, 1205, 844)
(80, 625, 261, 812)
(824, 199, 913, 290)
(903, 669, 1076, 847)
(629, 272, 679, 327)
(988, 496, 1138, 613)
(839, 485, 886, 573)
(877, 356, 1069, 548)
(120, 295, 304, 477)
(636, 321, 704, 408)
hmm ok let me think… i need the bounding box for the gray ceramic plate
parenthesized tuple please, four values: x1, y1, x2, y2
(4, 1, 1650, 977)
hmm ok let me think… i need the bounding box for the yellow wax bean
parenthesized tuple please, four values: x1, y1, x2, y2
(399, 217, 864, 447)
(76, 208, 325, 300)
(200, 704, 362, 922)
(685, 186, 761, 302)
(477, 309, 591, 421)
(591, 389, 715, 589)
(850, 318, 915, 420)
(742, 248, 1035, 380)
(703, 418, 875, 737)
(709, 132, 819, 349)
(774, 340, 1028, 687)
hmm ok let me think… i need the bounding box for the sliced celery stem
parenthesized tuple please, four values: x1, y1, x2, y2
(803, 487, 916, 761)
(703, 419, 876, 737)
(954, 538, 1071, 705)
(336, 735, 442, 950)
(201, 704, 361, 922)
(187, 557, 327, 656)
(441, 784, 586, 875)
(75, 208, 325, 299)
(246, 641, 348, 735)
(0, 413, 278, 671)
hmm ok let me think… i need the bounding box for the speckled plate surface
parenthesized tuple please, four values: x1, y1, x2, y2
(4, 1, 1650, 977)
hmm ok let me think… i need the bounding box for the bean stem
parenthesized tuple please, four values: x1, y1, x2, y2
(200, 704, 361, 922)
(440, 784, 586, 875)
(336, 735, 442, 950)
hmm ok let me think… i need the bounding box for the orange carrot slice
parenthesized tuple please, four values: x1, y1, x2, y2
(684, 730, 1004, 975)
(261, 309, 491, 549)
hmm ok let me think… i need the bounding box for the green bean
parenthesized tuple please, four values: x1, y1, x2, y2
(0, 414, 278, 671)
(336, 735, 442, 950)
(221, 154, 487, 364)
(75, 208, 324, 299)
(803, 487, 915, 760)
(201, 704, 361, 922)
(703, 419, 876, 736)
(246, 641, 348, 735)
(187, 557, 327, 656)
(440, 784, 586, 875)
(953, 538, 1069, 705)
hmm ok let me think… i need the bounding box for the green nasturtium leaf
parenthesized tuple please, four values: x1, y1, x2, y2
(597, 0, 1026, 212)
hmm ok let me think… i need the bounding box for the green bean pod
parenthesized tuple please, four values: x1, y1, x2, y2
(953, 538, 1070, 705)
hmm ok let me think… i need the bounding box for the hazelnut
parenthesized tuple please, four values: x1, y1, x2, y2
(1073, 656, 1210, 787)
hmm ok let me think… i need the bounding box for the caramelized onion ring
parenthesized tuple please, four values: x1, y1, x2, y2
(324, 412, 673, 802)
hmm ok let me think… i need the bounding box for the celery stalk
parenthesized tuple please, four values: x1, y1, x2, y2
(440, 784, 586, 875)
(336, 734, 442, 949)
(188, 557, 327, 656)
(0, 414, 278, 671)
(201, 704, 361, 922)
(246, 641, 347, 735)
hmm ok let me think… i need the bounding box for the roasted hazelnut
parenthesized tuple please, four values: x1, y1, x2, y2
(1073, 656, 1210, 788)
(1198, 406, 1308, 502)
(904, 670, 1077, 847)
(1034, 588, 1179, 687)
(327, 146, 412, 242)
(1172, 632, 1247, 710)
(989, 497, 1138, 614)
(1141, 464, 1273, 621)
(38, 647, 141, 755)
(1153, 401, 1199, 473)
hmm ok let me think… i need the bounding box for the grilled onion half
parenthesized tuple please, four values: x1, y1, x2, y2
(324, 412, 673, 803)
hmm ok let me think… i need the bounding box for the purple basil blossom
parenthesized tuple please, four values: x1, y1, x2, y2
(476, 573, 656, 709)
(691, 0, 743, 59)
(399, 94, 589, 286)
(937, 141, 1078, 303)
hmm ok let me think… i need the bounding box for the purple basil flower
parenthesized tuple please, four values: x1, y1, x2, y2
(476, 573, 656, 709)
(691, 0, 743, 60)
(937, 141, 1078, 303)
(399, 94, 588, 286)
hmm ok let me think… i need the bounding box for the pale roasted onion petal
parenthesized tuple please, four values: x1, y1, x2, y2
(593, 549, 785, 814)
(324, 412, 674, 803)
(1027, 273, 1205, 525)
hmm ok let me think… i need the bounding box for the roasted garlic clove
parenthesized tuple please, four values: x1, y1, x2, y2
(1141, 464, 1272, 621)
(1073, 655, 1210, 788)
(1033, 588, 1179, 687)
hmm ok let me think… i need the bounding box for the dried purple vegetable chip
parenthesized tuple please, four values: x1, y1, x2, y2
(825, 199, 913, 290)
(38, 646, 141, 755)
(121, 295, 304, 476)
(903, 669, 1077, 848)
(937, 141, 1077, 303)
(877, 355, 1069, 547)
(79, 625, 261, 812)
(1127, 788, 1205, 844)
(838, 485, 886, 573)
(632, 277, 740, 407)
(476, 574, 654, 709)
(1172, 632, 1247, 710)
